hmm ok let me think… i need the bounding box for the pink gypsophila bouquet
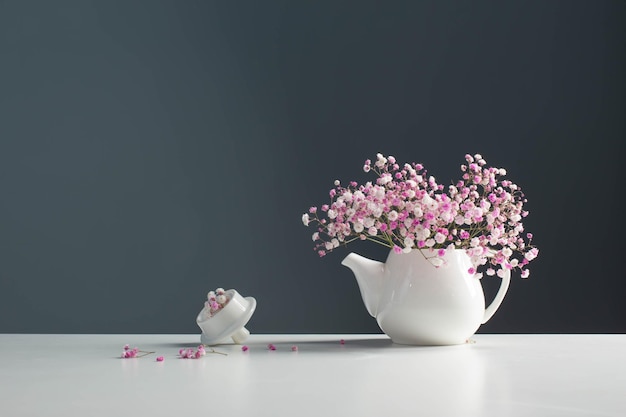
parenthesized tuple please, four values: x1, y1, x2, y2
(302, 153, 538, 278)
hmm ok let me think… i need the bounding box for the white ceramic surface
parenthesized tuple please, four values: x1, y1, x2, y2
(342, 249, 510, 345)
(196, 289, 256, 345)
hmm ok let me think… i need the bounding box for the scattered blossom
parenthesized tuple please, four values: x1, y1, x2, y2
(303, 153, 538, 278)
(178, 345, 226, 358)
(120, 344, 154, 359)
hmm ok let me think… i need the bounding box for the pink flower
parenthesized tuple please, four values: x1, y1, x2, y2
(241, 345, 249, 352)
(303, 153, 538, 278)
(156, 356, 164, 362)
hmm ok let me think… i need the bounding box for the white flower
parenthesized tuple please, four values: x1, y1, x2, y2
(368, 227, 378, 236)
(301, 213, 310, 226)
(404, 237, 415, 248)
(434, 232, 446, 244)
(375, 153, 387, 167)
(525, 248, 539, 261)
(312, 232, 319, 241)
(388, 210, 398, 221)
(328, 209, 337, 219)
(415, 225, 430, 241)
(379, 173, 392, 184)
(353, 222, 364, 233)
(216, 295, 227, 305)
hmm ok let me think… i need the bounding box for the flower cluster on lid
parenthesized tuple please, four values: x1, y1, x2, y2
(203, 288, 229, 318)
(303, 153, 538, 278)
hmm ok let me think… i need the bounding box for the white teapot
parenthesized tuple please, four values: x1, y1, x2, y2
(342, 249, 510, 345)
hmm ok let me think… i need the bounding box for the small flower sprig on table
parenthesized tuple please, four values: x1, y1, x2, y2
(303, 153, 539, 278)
(120, 344, 155, 359)
(179, 345, 227, 358)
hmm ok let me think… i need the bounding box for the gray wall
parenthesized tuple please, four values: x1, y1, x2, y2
(1, 0, 624, 334)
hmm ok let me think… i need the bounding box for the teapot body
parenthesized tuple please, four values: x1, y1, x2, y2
(375, 249, 486, 345)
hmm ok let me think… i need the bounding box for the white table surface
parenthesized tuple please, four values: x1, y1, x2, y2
(0, 334, 624, 417)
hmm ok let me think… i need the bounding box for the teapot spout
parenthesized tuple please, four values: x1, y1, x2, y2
(341, 253, 384, 317)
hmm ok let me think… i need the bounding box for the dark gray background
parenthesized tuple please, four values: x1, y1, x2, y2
(1, 0, 624, 334)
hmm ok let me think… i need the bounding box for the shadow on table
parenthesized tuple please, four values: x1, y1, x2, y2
(145, 335, 473, 353)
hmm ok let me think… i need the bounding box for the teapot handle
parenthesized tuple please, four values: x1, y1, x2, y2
(482, 268, 511, 324)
